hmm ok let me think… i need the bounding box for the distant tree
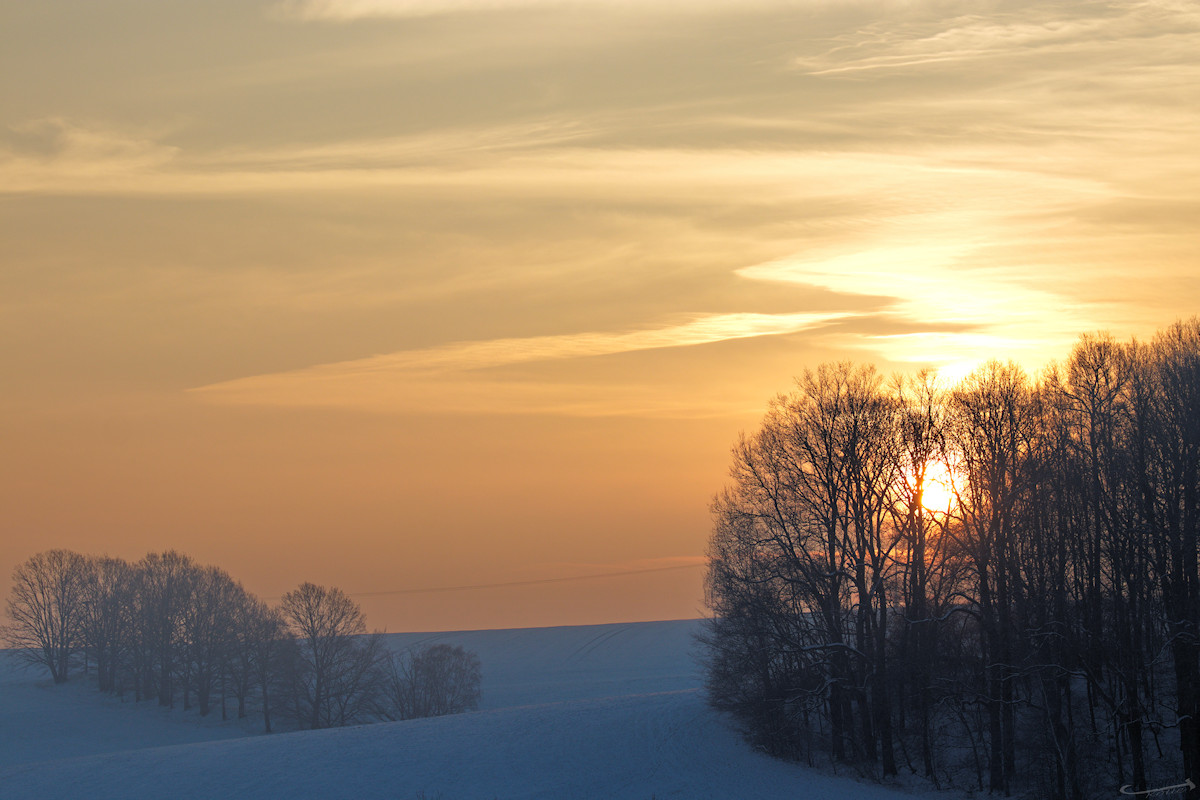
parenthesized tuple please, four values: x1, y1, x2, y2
(3, 549, 88, 683)
(248, 601, 290, 733)
(279, 582, 385, 729)
(78, 555, 133, 693)
(136, 551, 198, 707)
(383, 643, 482, 720)
(6, 549, 426, 737)
(224, 593, 277, 726)
(181, 565, 242, 716)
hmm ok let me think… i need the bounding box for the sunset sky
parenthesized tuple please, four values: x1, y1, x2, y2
(3, 0, 1198, 631)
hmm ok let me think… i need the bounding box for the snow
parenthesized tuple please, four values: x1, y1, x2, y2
(384, 619, 704, 709)
(0, 619, 937, 799)
(0, 656, 253, 768)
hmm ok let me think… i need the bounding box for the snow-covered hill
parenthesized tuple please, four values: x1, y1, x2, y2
(0, 619, 933, 799)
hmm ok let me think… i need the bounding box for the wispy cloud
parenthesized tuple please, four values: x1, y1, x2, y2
(198, 120, 594, 171)
(0, 118, 180, 190)
(794, 1, 1200, 77)
(342, 311, 848, 371)
(0, 122, 1107, 203)
(738, 236, 1103, 381)
(3, 115, 1132, 380)
(276, 0, 570, 18)
(7, 0, 1198, 404)
(0, 118, 594, 195)
(274, 0, 802, 21)
(190, 311, 847, 416)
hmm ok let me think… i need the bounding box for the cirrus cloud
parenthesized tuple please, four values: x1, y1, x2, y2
(190, 311, 849, 416)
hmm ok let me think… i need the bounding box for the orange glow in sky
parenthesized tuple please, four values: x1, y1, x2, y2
(3, 0, 1199, 631)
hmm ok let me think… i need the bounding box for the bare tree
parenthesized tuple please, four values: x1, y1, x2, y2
(5, 550, 409, 737)
(136, 551, 198, 706)
(181, 565, 242, 716)
(703, 325, 1200, 798)
(383, 643, 482, 720)
(946, 360, 1039, 793)
(222, 595, 290, 733)
(252, 601, 290, 733)
(1136, 320, 1200, 798)
(78, 555, 132, 693)
(704, 362, 904, 771)
(888, 370, 955, 780)
(279, 582, 384, 729)
(3, 549, 88, 683)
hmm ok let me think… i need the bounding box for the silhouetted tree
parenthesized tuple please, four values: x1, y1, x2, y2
(137, 551, 197, 707)
(249, 601, 290, 733)
(181, 565, 242, 716)
(947, 360, 1038, 793)
(78, 555, 132, 693)
(705, 362, 903, 772)
(1137, 321, 1200, 798)
(3, 549, 88, 683)
(888, 370, 955, 781)
(6, 550, 459, 738)
(278, 582, 385, 729)
(703, 319, 1200, 799)
(383, 643, 482, 720)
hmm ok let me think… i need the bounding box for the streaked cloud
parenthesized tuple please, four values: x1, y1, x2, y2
(738, 239, 1087, 369)
(0, 118, 179, 189)
(190, 311, 847, 416)
(275, 0, 797, 21)
(0, 123, 1107, 209)
(277, 0, 585, 18)
(795, 1, 1200, 75)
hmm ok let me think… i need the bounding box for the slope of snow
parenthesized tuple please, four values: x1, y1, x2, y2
(385, 618, 704, 709)
(0, 619, 934, 799)
(0, 657, 254, 768)
(0, 619, 699, 770)
(1, 690, 923, 800)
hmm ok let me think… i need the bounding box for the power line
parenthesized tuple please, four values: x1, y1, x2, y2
(352, 563, 705, 597)
(265, 562, 705, 601)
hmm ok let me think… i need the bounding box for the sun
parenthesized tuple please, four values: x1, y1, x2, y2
(907, 458, 958, 515)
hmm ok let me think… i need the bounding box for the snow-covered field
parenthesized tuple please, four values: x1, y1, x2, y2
(0, 619, 933, 799)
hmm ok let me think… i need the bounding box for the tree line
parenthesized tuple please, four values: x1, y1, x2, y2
(3, 550, 481, 732)
(703, 319, 1200, 799)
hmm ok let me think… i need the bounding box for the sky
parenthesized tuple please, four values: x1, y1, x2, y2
(2, 0, 1198, 631)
